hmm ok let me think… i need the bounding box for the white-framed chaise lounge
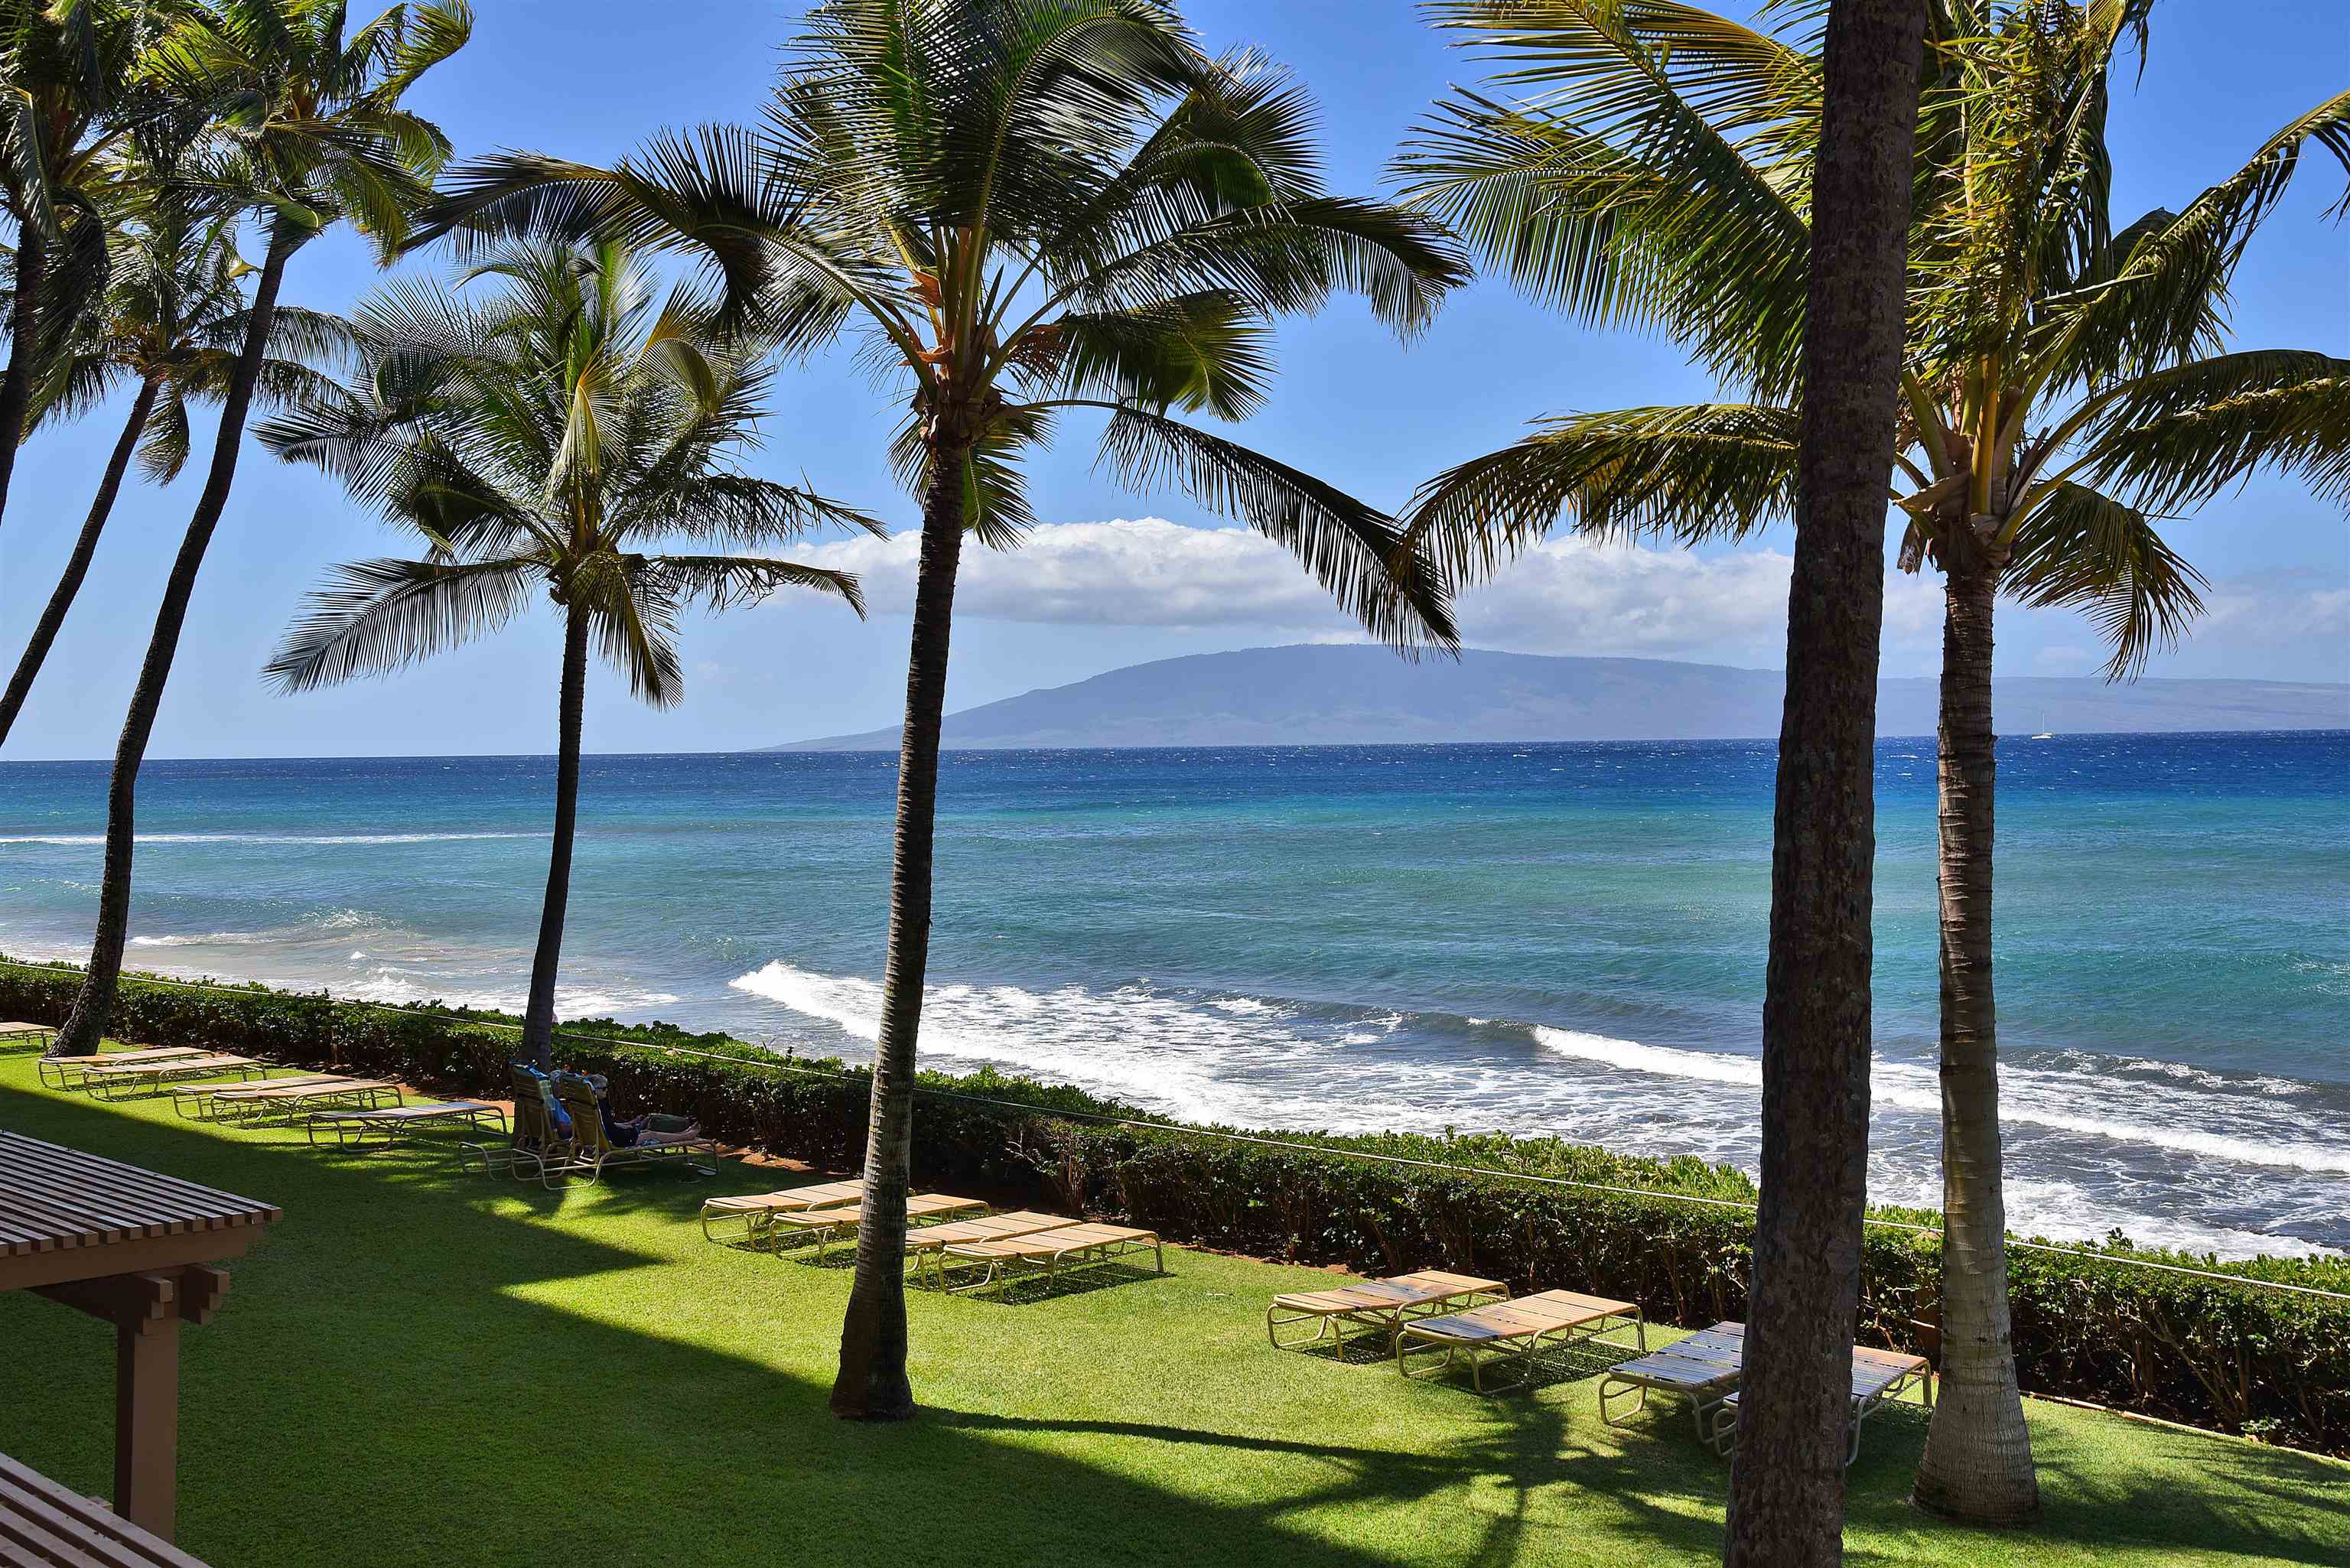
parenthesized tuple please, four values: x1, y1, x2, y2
(171, 1073, 350, 1120)
(698, 1179, 864, 1245)
(203, 1077, 402, 1124)
(1395, 1289, 1646, 1393)
(0, 1022, 57, 1052)
(83, 1054, 262, 1101)
(1268, 1270, 1511, 1353)
(937, 1222, 1165, 1297)
(1704, 1340, 1934, 1466)
(39, 1045, 210, 1092)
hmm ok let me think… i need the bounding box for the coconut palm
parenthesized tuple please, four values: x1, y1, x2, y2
(256, 240, 874, 1065)
(0, 198, 348, 747)
(52, 0, 473, 1059)
(1396, 0, 2350, 1525)
(0, 0, 188, 527)
(407, 0, 1467, 1419)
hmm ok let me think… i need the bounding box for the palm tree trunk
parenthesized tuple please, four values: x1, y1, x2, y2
(519, 602, 590, 1071)
(1912, 548, 2039, 1523)
(0, 225, 49, 528)
(0, 379, 161, 752)
(832, 442, 967, 1423)
(1723, 2, 1925, 1564)
(50, 228, 304, 1057)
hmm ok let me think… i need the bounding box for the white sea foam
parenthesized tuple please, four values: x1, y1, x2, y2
(1531, 1026, 2350, 1177)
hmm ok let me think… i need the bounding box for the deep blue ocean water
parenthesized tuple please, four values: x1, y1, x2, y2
(3, 733, 2344, 1257)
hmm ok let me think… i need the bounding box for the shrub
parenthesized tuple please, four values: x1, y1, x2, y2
(4, 955, 2342, 1456)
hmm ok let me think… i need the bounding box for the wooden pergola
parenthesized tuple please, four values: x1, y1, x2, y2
(0, 1130, 279, 1544)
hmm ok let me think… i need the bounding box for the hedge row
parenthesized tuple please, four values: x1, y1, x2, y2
(5, 957, 2344, 1456)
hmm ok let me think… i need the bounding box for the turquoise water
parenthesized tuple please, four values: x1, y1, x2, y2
(2, 734, 2344, 1257)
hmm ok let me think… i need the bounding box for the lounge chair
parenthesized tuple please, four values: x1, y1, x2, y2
(938, 1221, 1165, 1296)
(542, 1073, 717, 1187)
(767, 1193, 990, 1264)
(1597, 1322, 1749, 1442)
(305, 1100, 508, 1150)
(698, 1179, 864, 1245)
(83, 1053, 262, 1101)
(0, 1021, 56, 1052)
(171, 1072, 352, 1120)
(903, 1211, 1082, 1287)
(1395, 1289, 1646, 1393)
(464, 1063, 574, 1179)
(201, 1077, 402, 1124)
(38, 1045, 208, 1092)
(1704, 1342, 1934, 1466)
(1268, 1270, 1510, 1353)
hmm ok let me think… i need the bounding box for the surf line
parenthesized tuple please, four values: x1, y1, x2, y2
(3, 959, 2339, 1303)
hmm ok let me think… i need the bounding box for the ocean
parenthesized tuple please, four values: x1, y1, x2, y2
(2, 733, 2344, 1258)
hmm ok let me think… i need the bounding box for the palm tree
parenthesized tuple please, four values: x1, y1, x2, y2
(408, 0, 1467, 1420)
(1396, 0, 2350, 1526)
(51, 0, 473, 1059)
(0, 198, 347, 747)
(1723, 5, 1927, 1563)
(0, 0, 184, 526)
(256, 240, 874, 1065)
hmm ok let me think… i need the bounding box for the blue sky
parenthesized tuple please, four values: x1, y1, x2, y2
(1, 0, 2342, 760)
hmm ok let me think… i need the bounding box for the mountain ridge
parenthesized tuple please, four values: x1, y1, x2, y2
(770, 645, 2350, 750)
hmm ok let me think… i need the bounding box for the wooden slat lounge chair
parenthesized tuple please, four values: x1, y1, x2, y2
(1, 1448, 214, 1568)
(0, 1022, 56, 1053)
(768, 1193, 990, 1264)
(1597, 1322, 1748, 1440)
(1268, 1270, 1510, 1353)
(38, 1046, 208, 1092)
(1706, 1343, 1934, 1466)
(542, 1075, 717, 1188)
(1396, 1289, 1646, 1393)
(171, 1073, 350, 1120)
(698, 1179, 865, 1245)
(938, 1221, 1166, 1297)
(83, 1055, 261, 1101)
(304, 1101, 508, 1149)
(203, 1078, 402, 1124)
(903, 1211, 1082, 1287)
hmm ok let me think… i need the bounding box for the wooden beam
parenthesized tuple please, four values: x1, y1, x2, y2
(114, 1277, 181, 1541)
(31, 1270, 174, 1328)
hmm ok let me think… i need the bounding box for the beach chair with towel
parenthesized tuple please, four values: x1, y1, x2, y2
(542, 1072, 716, 1186)
(699, 1179, 864, 1246)
(1704, 1342, 1933, 1466)
(1395, 1289, 1646, 1393)
(1268, 1270, 1509, 1354)
(937, 1222, 1165, 1297)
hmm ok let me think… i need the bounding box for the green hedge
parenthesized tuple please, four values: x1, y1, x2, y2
(5, 957, 2344, 1457)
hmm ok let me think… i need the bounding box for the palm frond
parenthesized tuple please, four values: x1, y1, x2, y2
(2004, 481, 2205, 681)
(2067, 349, 2350, 515)
(265, 555, 539, 691)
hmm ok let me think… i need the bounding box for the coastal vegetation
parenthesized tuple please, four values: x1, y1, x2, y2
(254, 237, 874, 1065)
(405, 0, 1469, 1420)
(1398, 0, 2350, 1525)
(0, 2, 2340, 1563)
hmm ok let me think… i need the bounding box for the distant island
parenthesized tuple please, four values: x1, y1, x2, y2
(770, 646, 2350, 751)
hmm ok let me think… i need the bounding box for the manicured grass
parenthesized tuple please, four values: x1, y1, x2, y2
(2, 1057, 2342, 1568)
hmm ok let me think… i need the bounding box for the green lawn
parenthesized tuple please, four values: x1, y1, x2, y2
(3, 1057, 2343, 1568)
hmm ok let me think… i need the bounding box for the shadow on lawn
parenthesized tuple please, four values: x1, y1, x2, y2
(5, 1076, 2343, 1568)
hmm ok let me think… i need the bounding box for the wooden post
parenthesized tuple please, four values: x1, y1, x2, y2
(114, 1280, 182, 1540)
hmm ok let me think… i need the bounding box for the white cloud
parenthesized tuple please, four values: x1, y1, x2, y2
(770, 519, 2345, 681)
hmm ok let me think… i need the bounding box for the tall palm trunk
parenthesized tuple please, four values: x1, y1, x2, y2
(51, 229, 304, 1056)
(0, 378, 161, 750)
(1723, 1, 1925, 1564)
(832, 441, 967, 1423)
(518, 601, 590, 1070)
(1913, 544, 2039, 1522)
(0, 225, 49, 527)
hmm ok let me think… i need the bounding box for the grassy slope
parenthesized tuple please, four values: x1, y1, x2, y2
(1, 1058, 2342, 1568)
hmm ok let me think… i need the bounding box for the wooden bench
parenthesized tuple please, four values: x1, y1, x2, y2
(0, 1450, 213, 1566)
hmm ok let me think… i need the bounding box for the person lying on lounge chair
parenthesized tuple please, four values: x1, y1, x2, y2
(552, 1070, 702, 1147)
